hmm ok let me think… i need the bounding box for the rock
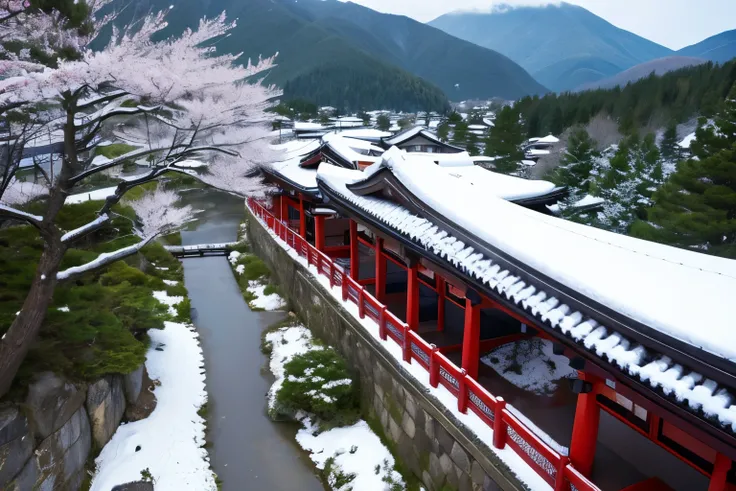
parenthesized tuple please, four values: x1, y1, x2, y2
(439, 453, 454, 475)
(435, 422, 454, 455)
(0, 406, 33, 488)
(401, 412, 416, 439)
(471, 460, 486, 487)
(86, 375, 126, 448)
(450, 441, 471, 473)
(125, 367, 157, 422)
(25, 372, 86, 440)
(483, 474, 502, 491)
(388, 417, 402, 443)
(112, 481, 155, 491)
(428, 453, 444, 486)
(123, 365, 144, 405)
(8, 406, 91, 491)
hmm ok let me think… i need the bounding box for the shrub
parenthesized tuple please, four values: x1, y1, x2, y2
(276, 348, 359, 427)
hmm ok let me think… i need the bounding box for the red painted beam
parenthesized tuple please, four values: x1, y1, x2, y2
(299, 195, 306, 238)
(569, 377, 600, 478)
(461, 298, 481, 380)
(407, 263, 419, 331)
(314, 215, 325, 251)
(708, 453, 732, 491)
(375, 239, 386, 303)
(349, 220, 359, 280)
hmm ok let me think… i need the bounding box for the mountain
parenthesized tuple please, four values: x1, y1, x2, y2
(280, 0, 547, 101)
(429, 2, 673, 92)
(575, 56, 708, 92)
(104, 0, 546, 110)
(677, 30, 736, 64)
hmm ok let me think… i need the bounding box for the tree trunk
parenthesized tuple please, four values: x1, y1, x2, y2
(0, 244, 64, 397)
(0, 100, 76, 398)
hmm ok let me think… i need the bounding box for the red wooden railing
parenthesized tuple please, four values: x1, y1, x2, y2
(248, 198, 601, 491)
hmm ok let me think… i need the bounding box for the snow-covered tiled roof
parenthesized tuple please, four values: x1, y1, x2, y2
(535, 135, 560, 144)
(337, 128, 392, 141)
(266, 139, 322, 189)
(316, 148, 736, 435)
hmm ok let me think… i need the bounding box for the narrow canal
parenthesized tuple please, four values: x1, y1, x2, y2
(180, 190, 324, 491)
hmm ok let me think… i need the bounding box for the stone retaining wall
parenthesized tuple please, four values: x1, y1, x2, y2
(247, 210, 530, 491)
(0, 365, 150, 490)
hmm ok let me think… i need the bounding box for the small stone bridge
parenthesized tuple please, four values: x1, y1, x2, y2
(164, 242, 239, 258)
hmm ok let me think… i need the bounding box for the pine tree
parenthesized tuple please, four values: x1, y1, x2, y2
(631, 83, 736, 258)
(376, 114, 391, 131)
(453, 120, 468, 146)
(595, 140, 639, 233)
(660, 123, 680, 176)
(466, 132, 480, 156)
(437, 121, 450, 142)
(551, 128, 599, 218)
(484, 105, 525, 174)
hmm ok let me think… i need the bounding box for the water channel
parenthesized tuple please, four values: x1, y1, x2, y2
(179, 189, 324, 491)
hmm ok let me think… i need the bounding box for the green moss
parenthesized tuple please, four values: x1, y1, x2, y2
(263, 284, 281, 297)
(161, 232, 182, 246)
(365, 414, 423, 491)
(175, 298, 192, 323)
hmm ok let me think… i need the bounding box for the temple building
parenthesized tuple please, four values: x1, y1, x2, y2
(255, 140, 736, 491)
(382, 126, 465, 153)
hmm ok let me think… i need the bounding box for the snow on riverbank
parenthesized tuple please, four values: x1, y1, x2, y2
(297, 417, 404, 491)
(90, 293, 215, 490)
(247, 281, 286, 311)
(266, 326, 403, 490)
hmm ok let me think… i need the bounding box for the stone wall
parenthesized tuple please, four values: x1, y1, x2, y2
(0, 365, 149, 490)
(247, 211, 529, 491)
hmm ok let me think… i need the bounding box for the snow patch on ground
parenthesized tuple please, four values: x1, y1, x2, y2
(153, 290, 184, 315)
(90, 320, 214, 490)
(265, 326, 403, 490)
(163, 279, 179, 286)
(296, 417, 403, 491)
(228, 251, 241, 265)
(235, 264, 245, 275)
(57, 306, 70, 312)
(247, 281, 286, 311)
(481, 339, 577, 396)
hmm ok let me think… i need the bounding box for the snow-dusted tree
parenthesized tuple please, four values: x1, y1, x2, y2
(0, 7, 280, 396)
(593, 133, 664, 234)
(551, 128, 600, 219)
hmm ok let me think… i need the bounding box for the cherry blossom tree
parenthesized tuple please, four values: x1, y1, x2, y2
(0, 5, 281, 396)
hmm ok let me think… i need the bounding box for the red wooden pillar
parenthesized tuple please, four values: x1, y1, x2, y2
(314, 215, 325, 251)
(375, 237, 386, 303)
(299, 195, 306, 238)
(406, 262, 419, 331)
(280, 195, 286, 223)
(708, 453, 732, 491)
(461, 297, 481, 379)
(349, 220, 359, 280)
(569, 377, 600, 478)
(436, 276, 446, 332)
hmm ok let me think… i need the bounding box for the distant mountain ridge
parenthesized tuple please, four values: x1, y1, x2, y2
(677, 30, 736, 64)
(575, 56, 708, 92)
(429, 2, 674, 92)
(103, 0, 546, 110)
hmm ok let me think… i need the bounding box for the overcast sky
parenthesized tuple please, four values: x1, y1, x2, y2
(344, 0, 736, 50)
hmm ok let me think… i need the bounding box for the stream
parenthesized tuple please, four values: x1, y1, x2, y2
(180, 189, 324, 491)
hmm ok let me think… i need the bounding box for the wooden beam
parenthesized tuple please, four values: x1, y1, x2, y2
(349, 220, 359, 280)
(407, 262, 419, 331)
(708, 453, 731, 491)
(299, 195, 306, 238)
(375, 238, 386, 303)
(570, 376, 600, 478)
(461, 297, 481, 379)
(314, 215, 325, 251)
